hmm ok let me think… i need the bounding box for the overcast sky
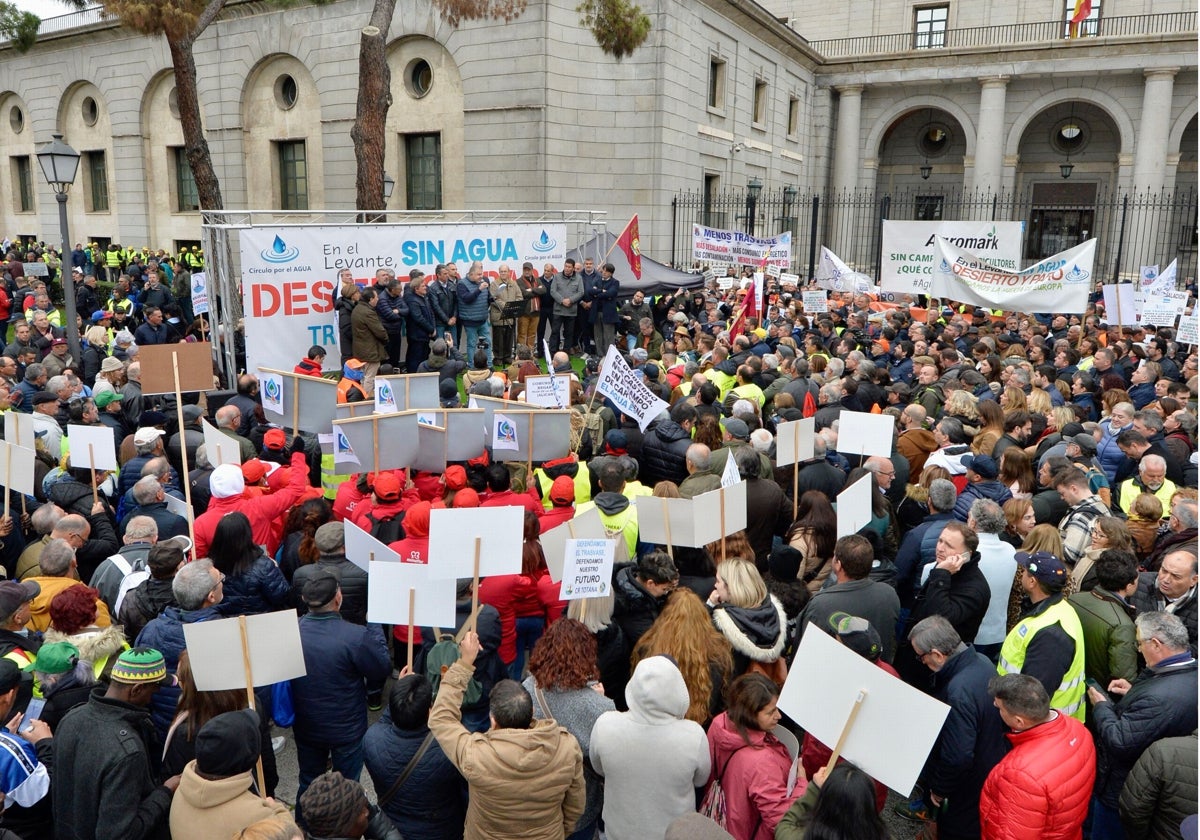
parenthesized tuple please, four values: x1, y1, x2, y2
(13, 0, 82, 18)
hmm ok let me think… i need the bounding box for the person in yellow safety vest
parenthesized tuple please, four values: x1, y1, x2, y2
(702, 345, 737, 402)
(998, 550, 1087, 721)
(103, 244, 122, 283)
(1115, 456, 1177, 516)
(531, 455, 591, 511)
(0, 580, 44, 707)
(573, 459, 638, 564)
(722, 364, 765, 414)
(186, 248, 204, 270)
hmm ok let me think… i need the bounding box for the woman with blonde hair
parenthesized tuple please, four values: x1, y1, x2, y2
(943, 390, 980, 437)
(1002, 498, 1036, 548)
(1000, 386, 1027, 414)
(1007, 524, 1067, 629)
(707, 557, 787, 678)
(632, 589, 733, 724)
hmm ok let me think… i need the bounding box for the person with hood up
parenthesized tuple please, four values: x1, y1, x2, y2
(337, 359, 369, 404)
(704, 673, 804, 840)
(574, 460, 639, 563)
(168, 709, 290, 840)
(387, 500, 431, 566)
(429, 629, 585, 840)
(589, 655, 711, 840)
(707, 557, 788, 679)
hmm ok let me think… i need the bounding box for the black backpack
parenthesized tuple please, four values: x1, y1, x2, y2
(366, 509, 406, 544)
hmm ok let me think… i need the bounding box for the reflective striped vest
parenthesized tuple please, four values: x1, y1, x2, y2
(998, 598, 1087, 721)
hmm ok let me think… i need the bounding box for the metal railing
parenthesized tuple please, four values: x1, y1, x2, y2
(810, 12, 1196, 58)
(671, 187, 1198, 285)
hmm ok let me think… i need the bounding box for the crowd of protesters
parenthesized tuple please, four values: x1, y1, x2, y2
(0, 236, 1196, 840)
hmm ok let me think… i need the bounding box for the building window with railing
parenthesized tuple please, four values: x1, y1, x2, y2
(11, 156, 33, 213)
(277, 140, 308, 211)
(405, 133, 442, 211)
(1064, 0, 1100, 36)
(84, 150, 109, 212)
(173, 147, 199, 212)
(914, 5, 949, 48)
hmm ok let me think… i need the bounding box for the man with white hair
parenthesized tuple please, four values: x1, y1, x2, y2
(678, 443, 720, 499)
(1115, 453, 1176, 515)
(88, 515, 167, 611)
(968, 499, 1018, 661)
(119, 477, 188, 542)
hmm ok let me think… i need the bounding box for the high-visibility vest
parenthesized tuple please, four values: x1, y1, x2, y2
(574, 501, 638, 562)
(704, 368, 736, 402)
(104, 250, 121, 268)
(532, 463, 591, 510)
(998, 598, 1087, 721)
(320, 452, 350, 501)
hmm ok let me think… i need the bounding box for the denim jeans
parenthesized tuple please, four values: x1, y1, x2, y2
(295, 737, 365, 823)
(508, 616, 546, 681)
(1089, 797, 1126, 840)
(463, 320, 493, 368)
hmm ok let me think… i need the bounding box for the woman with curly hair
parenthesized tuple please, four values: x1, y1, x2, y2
(45, 584, 128, 683)
(278, 497, 332, 583)
(943, 390, 980, 438)
(1000, 386, 1027, 415)
(522, 618, 615, 840)
(785, 491, 838, 595)
(631, 589, 733, 725)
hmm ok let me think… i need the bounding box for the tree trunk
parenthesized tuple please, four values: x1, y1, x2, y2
(169, 35, 224, 212)
(351, 0, 398, 216)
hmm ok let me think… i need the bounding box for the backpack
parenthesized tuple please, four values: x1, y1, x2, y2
(426, 632, 484, 708)
(365, 509, 406, 545)
(746, 656, 788, 688)
(578, 405, 609, 460)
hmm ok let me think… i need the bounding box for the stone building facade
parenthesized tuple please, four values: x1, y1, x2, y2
(0, 0, 1194, 276)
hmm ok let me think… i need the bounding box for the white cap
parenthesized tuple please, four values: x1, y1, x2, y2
(133, 427, 165, 446)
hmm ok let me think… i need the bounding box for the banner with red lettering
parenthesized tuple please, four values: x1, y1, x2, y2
(239, 224, 567, 376)
(931, 236, 1095, 314)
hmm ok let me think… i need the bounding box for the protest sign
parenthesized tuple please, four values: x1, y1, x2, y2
(492, 413, 520, 451)
(693, 480, 748, 546)
(21, 262, 47, 277)
(814, 247, 874, 293)
(3, 412, 33, 451)
(139, 342, 214, 395)
(257, 367, 338, 434)
(779, 629, 949, 794)
(190, 271, 209, 316)
(0, 442, 34, 500)
(375, 378, 399, 414)
(880, 221, 1023, 293)
(720, 449, 741, 488)
(344, 521, 401, 572)
(932, 237, 1095, 313)
(1139, 290, 1188, 327)
(559, 539, 616, 600)
(540, 508, 605, 582)
(1177, 312, 1199, 346)
(367, 560, 457, 628)
(183, 610, 306, 692)
(1141, 259, 1177, 294)
(595, 345, 669, 432)
(1102, 284, 1139, 326)
(332, 411, 418, 473)
(333, 425, 360, 467)
(67, 424, 118, 471)
(837, 473, 874, 538)
(775, 418, 816, 468)
(202, 419, 242, 467)
(524, 374, 570, 408)
(836, 412, 895, 458)
(335, 401, 376, 419)
(1140, 265, 1160, 286)
(387, 373, 441, 411)
(427, 506, 525, 580)
(801, 290, 828, 314)
(412, 423, 448, 473)
(765, 263, 782, 279)
(489, 410, 572, 463)
(692, 225, 791, 269)
(163, 491, 191, 521)
(635, 494, 699, 549)
(779, 272, 800, 286)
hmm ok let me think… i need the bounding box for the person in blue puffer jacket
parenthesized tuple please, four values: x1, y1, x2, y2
(1096, 402, 1135, 483)
(456, 261, 493, 367)
(207, 512, 292, 617)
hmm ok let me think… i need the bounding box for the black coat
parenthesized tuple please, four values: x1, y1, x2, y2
(639, 418, 692, 486)
(612, 564, 665, 648)
(47, 478, 120, 582)
(910, 558, 991, 645)
(219, 555, 292, 617)
(363, 718, 467, 840)
(404, 286, 437, 344)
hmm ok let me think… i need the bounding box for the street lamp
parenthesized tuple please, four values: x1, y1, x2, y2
(382, 172, 395, 203)
(36, 134, 82, 363)
(745, 177, 762, 235)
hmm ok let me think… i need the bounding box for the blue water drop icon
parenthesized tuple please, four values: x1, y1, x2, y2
(539, 231, 549, 245)
(272, 235, 287, 255)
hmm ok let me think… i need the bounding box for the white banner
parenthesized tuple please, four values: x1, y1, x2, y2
(1141, 259, 1178, 294)
(932, 237, 1095, 314)
(1139, 290, 1188, 328)
(595, 345, 668, 433)
(814, 246, 874, 293)
(239, 223, 568, 376)
(692, 225, 791, 269)
(1177, 312, 1199, 345)
(881, 221, 1024, 294)
(190, 271, 209, 316)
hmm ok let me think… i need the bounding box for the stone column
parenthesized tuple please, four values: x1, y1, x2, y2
(1132, 68, 1178, 194)
(973, 76, 1009, 197)
(830, 85, 864, 260)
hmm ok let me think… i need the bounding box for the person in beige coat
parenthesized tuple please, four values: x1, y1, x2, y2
(169, 709, 289, 840)
(429, 630, 586, 840)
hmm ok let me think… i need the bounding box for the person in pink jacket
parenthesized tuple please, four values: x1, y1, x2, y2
(704, 673, 804, 840)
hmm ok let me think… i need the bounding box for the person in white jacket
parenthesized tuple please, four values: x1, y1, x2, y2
(589, 655, 710, 840)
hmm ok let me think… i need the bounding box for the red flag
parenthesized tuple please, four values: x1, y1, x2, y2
(615, 215, 642, 279)
(1068, 0, 1092, 36)
(802, 390, 817, 418)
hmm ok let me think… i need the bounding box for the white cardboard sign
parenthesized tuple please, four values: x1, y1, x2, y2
(540, 508, 606, 582)
(344, 521, 401, 572)
(1102, 284, 1139, 326)
(778, 628, 949, 794)
(835, 412, 895, 458)
(182, 610, 307, 691)
(801, 290, 828, 314)
(374, 378, 399, 414)
(836, 473, 875, 538)
(67, 424, 119, 471)
(1177, 312, 1199, 345)
(559, 539, 616, 600)
(524, 374, 571, 409)
(775, 418, 816, 467)
(202, 420, 242, 467)
(366, 560, 458, 627)
(163, 491, 191, 521)
(427, 506, 525, 580)
(3, 413, 34, 451)
(0, 443, 35, 497)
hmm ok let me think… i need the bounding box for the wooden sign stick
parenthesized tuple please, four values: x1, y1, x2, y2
(173, 352, 197, 559)
(823, 689, 868, 772)
(470, 537, 482, 633)
(237, 616, 269, 799)
(526, 413, 535, 481)
(792, 424, 800, 521)
(88, 443, 98, 507)
(406, 588, 416, 672)
(373, 417, 380, 476)
(661, 497, 673, 560)
(3, 449, 10, 521)
(719, 488, 727, 564)
(291, 377, 300, 435)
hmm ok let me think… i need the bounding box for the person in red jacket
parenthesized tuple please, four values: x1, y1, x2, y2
(479, 463, 542, 514)
(388, 501, 431, 565)
(478, 511, 549, 678)
(979, 673, 1096, 840)
(332, 473, 372, 522)
(538, 475, 576, 533)
(194, 442, 311, 559)
(350, 471, 420, 534)
(293, 345, 326, 377)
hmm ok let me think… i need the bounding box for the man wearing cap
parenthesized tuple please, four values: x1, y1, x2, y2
(291, 569, 390, 815)
(54, 646, 181, 840)
(93, 354, 125, 396)
(42, 337, 75, 380)
(951, 454, 1012, 522)
(118, 426, 170, 500)
(94, 389, 128, 449)
(903, 615, 1006, 838)
(292, 522, 369, 625)
(169, 709, 290, 839)
(997, 550, 1087, 722)
(708, 417, 772, 481)
(28, 390, 62, 456)
(193, 434, 309, 560)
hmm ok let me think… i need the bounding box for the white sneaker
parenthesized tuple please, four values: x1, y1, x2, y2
(271, 736, 286, 753)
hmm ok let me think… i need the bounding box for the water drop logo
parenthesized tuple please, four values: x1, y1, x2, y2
(263, 378, 282, 403)
(379, 382, 394, 405)
(1064, 265, 1090, 285)
(261, 234, 300, 264)
(496, 418, 517, 444)
(532, 229, 557, 253)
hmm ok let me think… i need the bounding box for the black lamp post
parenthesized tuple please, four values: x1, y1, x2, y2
(36, 134, 82, 363)
(382, 172, 395, 204)
(745, 177, 762, 235)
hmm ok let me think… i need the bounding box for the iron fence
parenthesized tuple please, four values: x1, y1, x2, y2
(670, 187, 1199, 287)
(809, 11, 1196, 58)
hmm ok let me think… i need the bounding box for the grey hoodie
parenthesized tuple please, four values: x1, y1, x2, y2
(589, 656, 711, 840)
